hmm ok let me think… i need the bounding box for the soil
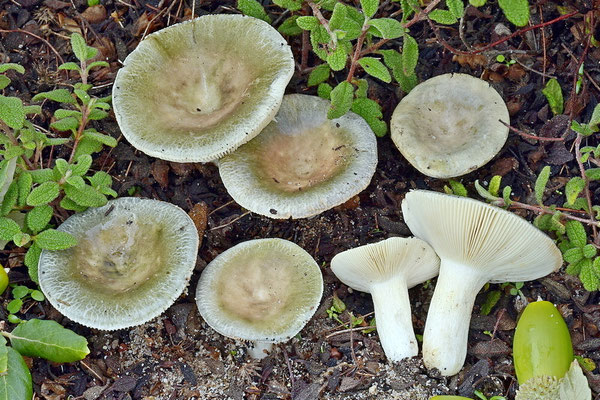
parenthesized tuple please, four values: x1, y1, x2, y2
(1, 0, 600, 399)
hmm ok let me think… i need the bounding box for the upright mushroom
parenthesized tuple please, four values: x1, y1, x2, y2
(113, 14, 294, 162)
(196, 238, 323, 358)
(38, 197, 199, 330)
(330, 237, 440, 361)
(401, 190, 562, 375)
(218, 94, 378, 219)
(390, 73, 509, 178)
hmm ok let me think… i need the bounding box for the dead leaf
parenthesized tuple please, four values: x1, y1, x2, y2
(151, 160, 170, 189)
(188, 202, 208, 246)
(81, 5, 107, 24)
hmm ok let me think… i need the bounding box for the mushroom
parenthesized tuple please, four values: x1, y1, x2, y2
(112, 15, 294, 162)
(390, 73, 509, 178)
(330, 237, 440, 361)
(218, 94, 378, 219)
(195, 238, 323, 358)
(401, 190, 562, 376)
(38, 197, 199, 330)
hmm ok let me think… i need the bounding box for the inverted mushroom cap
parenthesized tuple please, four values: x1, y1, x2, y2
(331, 237, 440, 361)
(402, 190, 562, 283)
(113, 15, 294, 162)
(196, 238, 323, 345)
(402, 190, 562, 376)
(218, 94, 378, 219)
(390, 73, 510, 178)
(38, 197, 199, 330)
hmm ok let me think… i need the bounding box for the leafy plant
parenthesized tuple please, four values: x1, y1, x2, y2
(0, 33, 117, 283)
(0, 319, 89, 399)
(474, 105, 600, 290)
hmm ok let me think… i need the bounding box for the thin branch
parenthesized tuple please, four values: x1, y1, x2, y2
(499, 120, 565, 142)
(346, 22, 370, 82)
(504, 200, 600, 228)
(307, 0, 337, 49)
(0, 29, 65, 65)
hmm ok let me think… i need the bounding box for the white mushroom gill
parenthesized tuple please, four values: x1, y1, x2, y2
(401, 190, 562, 376)
(330, 237, 440, 361)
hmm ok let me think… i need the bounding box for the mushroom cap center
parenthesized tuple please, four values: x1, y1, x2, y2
(68, 215, 165, 294)
(252, 122, 352, 192)
(153, 54, 254, 132)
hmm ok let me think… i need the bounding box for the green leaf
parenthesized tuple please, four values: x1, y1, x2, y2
(358, 57, 391, 83)
(585, 168, 600, 181)
(328, 81, 354, 119)
(351, 98, 387, 137)
(310, 27, 330, 60)
(498, 0, 530, 27)
(34, 229, 77, 250)
(489, 175, 501, 197)
(448, 179, 468, 196)
(85, 47, 98, 60)
(22, 105, 41, 116)
(428, 9, 458, 24)
(307, 64, 331, 87)
(447, 0, 464, 19)
(7, 299, 22, 314)
(0, 76, 10, 91)
(469, 0, 486, 5)
(563, 247, 584, 265)
(565, 177, 585, 206)
(542, 78, 564, 116)
(317, 83, 333, 99)
(12, 232, 30, 247)
(0, 181, 18, 216)
(0, 347, 33, 400)
(70, 33, 89, 62)
(63, 183, 107, 207)
(29, 169, 54, 184)
(402, 34, 419, 76)
(0, 96, 25, 130)
(368, 18, 404, 39)
(16, 173, 32, 208)
(0, 217, 21, 240)
(534, 165, 551, 205)
(9, 319, 90, 363)
(566, 220, 587, 248)
(24, 244, 41, 283)
(480, 290, 501, 315)
(297, 16, 320, 30)
(59, 197, 87, 212)
(0, 337, 6, 374)
(71, 154, 92, 176)
(328, 2, 347, 30)
(30, 290, 44, 302)
(26, 182, 59, 207)
(582, 244, 596, 259)
(360, 0, 379, 18)
(86, 171, 112, 188)
(0, 63, 25, 74)
(25, 205, 53, 234)
(32, 89, 76, 105)
(57, 62, 81, 72)
(73, 88, 90, 105)
(580, 259, 600, 291)
(73, 136, 104, 158)
(589, 104, 600, 130)
(12, 286, 28, 300)
(81, 130, 117, 147)
(66, 176, 85, 188)
(474, 180, 499, 201)
(85, 61, 109, 73)
(326, 46, 348, 71)
(278, 16, 303, 36)
(273, 0, 302, 11)
(87, 108, 108, 121)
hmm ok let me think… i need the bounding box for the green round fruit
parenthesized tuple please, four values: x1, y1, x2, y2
(0, 266, 8, 295)
(513, 300, 573, 384)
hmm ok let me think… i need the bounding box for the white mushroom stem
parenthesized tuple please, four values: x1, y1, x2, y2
(422, 259, 489, 376)
(247, 341, 274, 359)
(370, 276, 418, 362)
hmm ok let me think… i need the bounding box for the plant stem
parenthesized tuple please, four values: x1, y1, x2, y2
(499, 120, 565, 142)
(346, 21, 370, 82)
(68, 105, 91, 163)
(503, 199, 600, 228)
(307, 1, 337, 50)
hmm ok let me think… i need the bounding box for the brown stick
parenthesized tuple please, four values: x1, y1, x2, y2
(499, 120, 565, 142)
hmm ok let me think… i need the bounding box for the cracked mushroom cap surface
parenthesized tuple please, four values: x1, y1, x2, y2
(38, 197, 199, 330)
(112, 14, 294, 162)
(330, 237, 440, 292)
(195, 238, 323, 343)
(401, 190, 562, 282)
(218, 94, 378, 219)
(390, 73, 510, 178)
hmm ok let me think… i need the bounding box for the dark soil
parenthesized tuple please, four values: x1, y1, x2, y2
(1, 0, 600, 399)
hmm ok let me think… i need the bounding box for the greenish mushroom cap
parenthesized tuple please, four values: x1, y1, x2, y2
(390, 73, 510, 178)
(218, 94, 378, 218)
(113, 15, 294, 162)
(38, 197, 199, 330)
(196, 238, 323, 343)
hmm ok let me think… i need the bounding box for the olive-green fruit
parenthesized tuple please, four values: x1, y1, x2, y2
(513, 301, 573, 384)
(0, 266, 8, 295)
